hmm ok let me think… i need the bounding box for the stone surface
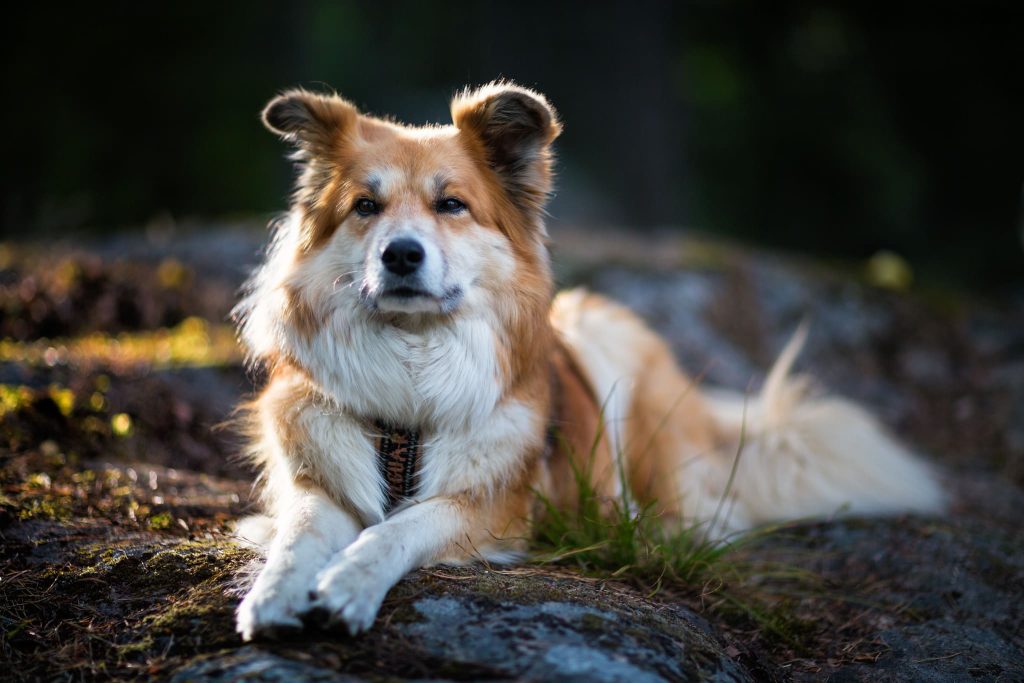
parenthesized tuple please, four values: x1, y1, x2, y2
(398, 595, 749, 682)
(172, 648, 364, 683)
(1, 227, 1022, 680)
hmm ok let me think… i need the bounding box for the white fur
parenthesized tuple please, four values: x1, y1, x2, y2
(548, 289, 633, 503)
(284, 402, 388, 524)
(238, 211, 516, 429)
(236, 393, 536, 639)
(311, 497, 470, 635)
(234, 201, 541, 638)
(551, 291, 944, 538)
(417, 398, 541, 499)
(236, 487, 361, 640)
(235, 392, 537, 638)
(700, 342, 948, 533)
(237, 212, 946, 640)
(235, 94, 944, 640)
(567, 313, 945, 538)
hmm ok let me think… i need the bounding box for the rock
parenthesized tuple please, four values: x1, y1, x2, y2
(172, 647, 363, 683)
(848, 622, 1024, 682)
(397, 594, 749, 682)
(2, 227, 1023, 680)
(171, 568, 754, 682)
(764, 500, 1024, 681)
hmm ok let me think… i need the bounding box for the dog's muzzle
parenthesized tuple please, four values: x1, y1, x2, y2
(363, 237, 463, 314)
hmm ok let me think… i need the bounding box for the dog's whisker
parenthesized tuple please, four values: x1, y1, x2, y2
(328, 268, 364, 291)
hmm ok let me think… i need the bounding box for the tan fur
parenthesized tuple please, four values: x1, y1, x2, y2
(233, 82, 944, 639)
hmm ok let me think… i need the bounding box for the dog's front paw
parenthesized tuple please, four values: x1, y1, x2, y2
(236, 576, 310, 641)
(310, 560, 388, 635)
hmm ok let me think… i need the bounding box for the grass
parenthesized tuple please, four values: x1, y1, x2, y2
(531, 450, 752, 595)
(530, 394, 823, 645)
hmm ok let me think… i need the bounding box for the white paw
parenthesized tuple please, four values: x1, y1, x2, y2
(310, 560, 389, 635)
(235, 575, 312, 641)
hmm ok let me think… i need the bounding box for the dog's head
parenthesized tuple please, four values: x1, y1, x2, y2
(257, 83, 560, 332)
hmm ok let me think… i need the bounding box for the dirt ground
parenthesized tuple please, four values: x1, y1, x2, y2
(1, 227, 1021, 681)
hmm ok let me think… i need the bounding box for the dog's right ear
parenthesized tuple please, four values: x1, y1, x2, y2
(261, 89, 358, 151)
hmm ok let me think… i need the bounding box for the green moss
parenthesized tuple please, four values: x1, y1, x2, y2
(0, 384, 34, 417)
(69, 538, 252, 594)
(0, 318, 241, 370)
(470, 571, 567, 604)
(67, 539, 254, 662)
(47, 385, 76, 416)
(144, 581, 238, 649)
(148, 512, 173, 530)
(17, 494, 74, 521)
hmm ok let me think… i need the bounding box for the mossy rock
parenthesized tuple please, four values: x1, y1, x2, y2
(169, 569, 754, 683)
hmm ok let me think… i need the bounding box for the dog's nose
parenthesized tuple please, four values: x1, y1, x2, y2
(381, 238, 425, 276)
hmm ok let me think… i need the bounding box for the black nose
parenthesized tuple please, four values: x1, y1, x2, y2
(381, 238, 425, 276)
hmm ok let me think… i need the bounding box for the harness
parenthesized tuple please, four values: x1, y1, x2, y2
(372, 421, 423, 513)
(371, 344, 585, 515)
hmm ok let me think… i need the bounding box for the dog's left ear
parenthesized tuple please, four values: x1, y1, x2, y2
(451, 83, 562, 212)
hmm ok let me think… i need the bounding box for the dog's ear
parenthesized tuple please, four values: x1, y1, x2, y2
(262, 89, 357, 152)
(451, 82, 562, 211)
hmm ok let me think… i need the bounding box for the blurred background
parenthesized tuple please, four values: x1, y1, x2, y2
(3, 0, 1023, 288)
(3, 12, 1024, 675)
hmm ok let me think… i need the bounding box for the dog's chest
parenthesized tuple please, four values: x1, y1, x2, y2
(304, 315, 505, 429)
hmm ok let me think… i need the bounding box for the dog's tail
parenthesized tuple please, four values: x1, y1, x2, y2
(698, 325, 946, 535)
(552, 290, 944, 538)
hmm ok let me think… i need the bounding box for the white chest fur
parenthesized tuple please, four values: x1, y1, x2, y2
(284, 312, 541, 522)
(290, 311, 505, 431)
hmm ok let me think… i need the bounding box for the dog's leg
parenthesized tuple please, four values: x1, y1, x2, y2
(236, 487, 361, 641)
(309, 496, 471, 635)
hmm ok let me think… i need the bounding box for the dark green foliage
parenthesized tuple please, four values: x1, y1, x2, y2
(3, 2, 1022, 286)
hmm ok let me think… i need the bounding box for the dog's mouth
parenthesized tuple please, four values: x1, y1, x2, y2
(366, 285, 464, 315)
(382, 286, 432, 299)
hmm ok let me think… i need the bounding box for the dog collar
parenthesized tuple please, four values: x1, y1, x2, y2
(373, 422, 422, 513)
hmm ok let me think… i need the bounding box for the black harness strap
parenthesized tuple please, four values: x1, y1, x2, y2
(372, 363, 568, 514)
(373, 422, 421, 514)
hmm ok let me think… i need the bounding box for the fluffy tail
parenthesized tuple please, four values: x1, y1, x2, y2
(701, 325, 946, 534)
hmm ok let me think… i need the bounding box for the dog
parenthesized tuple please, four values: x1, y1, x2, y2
(232, 82, 945, 640)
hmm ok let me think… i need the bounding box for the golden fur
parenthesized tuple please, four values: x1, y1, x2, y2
(232, 82, 944, 640)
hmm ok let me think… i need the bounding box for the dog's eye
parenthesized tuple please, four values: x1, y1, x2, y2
(355, 198, 379, 217)
(436, 197, 467, 214)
